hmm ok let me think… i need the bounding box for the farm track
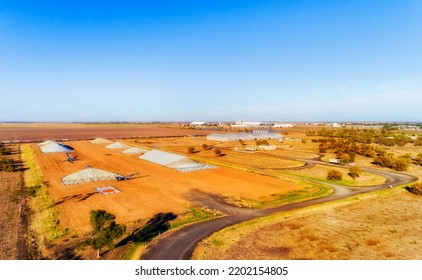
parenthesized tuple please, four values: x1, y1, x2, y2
(141, 162, 418, 260)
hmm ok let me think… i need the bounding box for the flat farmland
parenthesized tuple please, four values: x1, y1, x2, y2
(193, 188, 422, 260)
(0, 123, 211, 142)
(33, 140, 303, 233)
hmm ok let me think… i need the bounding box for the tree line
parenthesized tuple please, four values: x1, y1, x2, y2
(307, 128, 421, 147)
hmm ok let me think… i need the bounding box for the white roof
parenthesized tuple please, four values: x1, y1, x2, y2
(139, 150, 215, 172)
(62, 167, 120, 185)
(90, 138, 113, 144)
(121, 147, 148, 154)
(39, 141, 74, 154)
(106, 141, 132, 150)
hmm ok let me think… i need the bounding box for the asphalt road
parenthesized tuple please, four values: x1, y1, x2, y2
(141, 161, 418, 260)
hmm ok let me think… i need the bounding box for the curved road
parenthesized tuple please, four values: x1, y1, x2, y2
(141, 160, 418, 260)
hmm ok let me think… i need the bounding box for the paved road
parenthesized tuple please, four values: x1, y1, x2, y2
(141, 162, 418, 260)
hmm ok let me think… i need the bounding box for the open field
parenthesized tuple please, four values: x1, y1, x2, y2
(0, 145, 26, 259)
(32, 140, 303, 234)
(193, 187, 422, 260)
(0, 123, 211, 142)
(286, 165, 386, 186)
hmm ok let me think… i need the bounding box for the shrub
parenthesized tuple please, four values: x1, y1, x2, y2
(327, 170, 342, 181)
(405, 182, 422, 196)
(202, 144, 208, 150)
(214, 149, 222, 156)
(187, 147, 195, 154)
(348, 166, 362, 180)
(256, 140, 269, 146)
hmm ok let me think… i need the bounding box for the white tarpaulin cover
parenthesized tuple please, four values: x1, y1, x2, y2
(62, 167, 121, 185)
(139, 150, 215, 172)
(121, 147, 148, 154)
(37, 140, 57, 147)
(105, 142, 132, 150)
(39, 141, 74, 154)
(90, 138, 113, 144)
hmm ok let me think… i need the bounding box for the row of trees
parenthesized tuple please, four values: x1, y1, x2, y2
(316, 138, 383, 162)
(0, 142, 11, 155)
(307, 128, 420, 147)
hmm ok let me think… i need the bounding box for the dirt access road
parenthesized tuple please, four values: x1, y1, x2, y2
(141, 169, 418, 260)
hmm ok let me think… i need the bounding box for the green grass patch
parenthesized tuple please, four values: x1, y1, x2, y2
(225, 181, 332, 209)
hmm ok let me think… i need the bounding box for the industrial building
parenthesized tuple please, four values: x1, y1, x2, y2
(207, 132, 283, 142)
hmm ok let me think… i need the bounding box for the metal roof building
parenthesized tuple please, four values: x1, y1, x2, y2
(139, 150, 215, 172)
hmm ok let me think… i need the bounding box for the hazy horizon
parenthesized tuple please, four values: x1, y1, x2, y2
(1, 1, 421, 122)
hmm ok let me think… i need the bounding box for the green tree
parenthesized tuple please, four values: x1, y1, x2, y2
(89, 210, 126, 258)
(327, 170, 342, 181)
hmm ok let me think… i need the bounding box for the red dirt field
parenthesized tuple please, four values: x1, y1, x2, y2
(32, 140, 302, 234)
(0, 124, 211, 142)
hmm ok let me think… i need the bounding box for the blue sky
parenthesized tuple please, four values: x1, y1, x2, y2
(0, 0, 421, 122)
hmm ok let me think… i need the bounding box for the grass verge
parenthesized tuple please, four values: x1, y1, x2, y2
(20, 144, 67, 251)
(121, 205, 224, 260)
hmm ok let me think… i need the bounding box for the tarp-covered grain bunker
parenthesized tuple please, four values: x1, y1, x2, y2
(62, 167, 120, 185)
(139, 150, 215, 172)
(105, 142, 132, 150)
(90, 138, 114, 144)
(121, 147, 148, 155)
(39, 141, 74, 154)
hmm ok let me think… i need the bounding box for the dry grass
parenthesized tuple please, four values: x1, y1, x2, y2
(286, 165, 386, 186)
(0, 145, 24, 259)
(193, 188, 422, 260)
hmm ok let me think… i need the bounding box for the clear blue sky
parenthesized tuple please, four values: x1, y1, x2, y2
(1, 0, 421, 122)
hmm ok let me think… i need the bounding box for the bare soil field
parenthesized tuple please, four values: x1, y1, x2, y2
(0, 145, 26, 259)
(0, 123, 211, 142)
(32, 140, 303, 234)
(193, 188, 422, 260)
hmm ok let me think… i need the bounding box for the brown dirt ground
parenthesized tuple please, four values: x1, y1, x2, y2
(0, 123, 211, 142)
(33, 140, 302, 234)
(0, 145, 25, 259)
(194, 188, 422, 260)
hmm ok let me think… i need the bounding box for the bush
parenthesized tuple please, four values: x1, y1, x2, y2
(327, 170, 342, 181)
(0, 157, 14, 172)
(214, 149, 222, 156)
(187, 147, 195, 154)
(405, 182, 422, 196)
(348, 166, 362, 180)
(256, 140, 269, 146)
(202, 144, 208, 150)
